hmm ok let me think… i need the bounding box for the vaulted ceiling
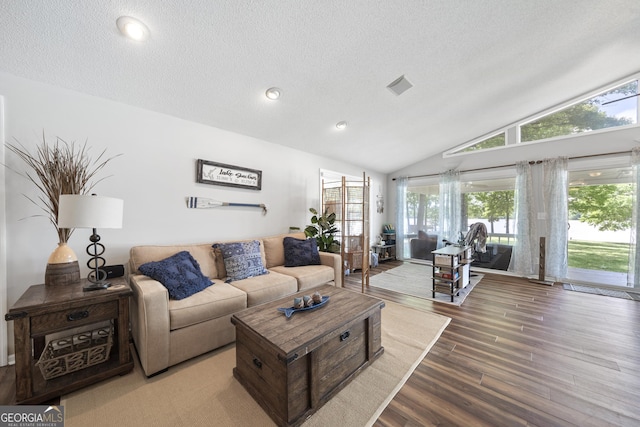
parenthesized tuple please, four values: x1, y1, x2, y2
(1, 1, 639, 173)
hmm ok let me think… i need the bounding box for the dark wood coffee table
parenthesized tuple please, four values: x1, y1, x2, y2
(231, 284, 384, 427)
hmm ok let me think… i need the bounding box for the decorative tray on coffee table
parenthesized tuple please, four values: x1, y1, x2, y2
(278, 296, 329, 318)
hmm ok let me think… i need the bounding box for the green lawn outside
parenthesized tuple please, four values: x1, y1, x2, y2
(485, 237, 630, 273)
(568, 240, 630, 273)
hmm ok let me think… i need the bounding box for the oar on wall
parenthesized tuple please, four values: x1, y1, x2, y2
(186, 197, 267, 215)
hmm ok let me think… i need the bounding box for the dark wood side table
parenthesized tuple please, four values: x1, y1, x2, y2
(5, 277, 134, 404)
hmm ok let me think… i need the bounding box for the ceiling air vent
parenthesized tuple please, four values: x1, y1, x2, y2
(387, 75, 413, 96)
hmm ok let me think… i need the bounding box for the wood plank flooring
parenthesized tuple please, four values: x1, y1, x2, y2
(1, 261, 639, 427)
(344, 261, 640, 427)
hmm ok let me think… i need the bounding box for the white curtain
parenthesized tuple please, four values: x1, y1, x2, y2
(439, 169, 462, 245)
(543, 157, 568, 280)
(629, 148, 640, 288)
(508, 161, 537, 276)
(395, 176, 408, 260)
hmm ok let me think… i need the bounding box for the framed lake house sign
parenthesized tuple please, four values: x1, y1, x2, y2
(196, 159, 262, 190)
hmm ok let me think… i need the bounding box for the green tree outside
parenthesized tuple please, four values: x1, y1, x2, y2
(568, 184, 633, 231)
(465, 191, 514, 234)
(521, 81, 636, 142)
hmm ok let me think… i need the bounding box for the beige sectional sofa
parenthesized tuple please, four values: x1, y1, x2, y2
(128, 232, 342, 376)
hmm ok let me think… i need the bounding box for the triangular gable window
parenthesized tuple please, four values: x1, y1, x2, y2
(445, 77, 639, 157)
(450, 132, 506, 154)
(520, 80, 637, 143)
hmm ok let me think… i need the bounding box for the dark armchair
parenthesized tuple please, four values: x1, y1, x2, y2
(410, 231, 438, 261)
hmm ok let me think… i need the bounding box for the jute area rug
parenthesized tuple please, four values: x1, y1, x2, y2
(369, 262, 483, 306)
(61, 299, 450, 427)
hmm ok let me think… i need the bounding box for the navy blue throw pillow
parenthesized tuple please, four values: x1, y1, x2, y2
(139, 251, 213, 300)
(283, 237, 321, 267)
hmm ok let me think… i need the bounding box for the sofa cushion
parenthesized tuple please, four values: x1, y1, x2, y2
(130, 244, 219, 278)
(263, 232, 306, 268)
(270, 265, 335, 291)
(213, 240, 268, 282)
(229, 270, 298, 306)
(283, 237, 321, 267)
(168, 282, 247, 331)
(139, 251, 213, 300)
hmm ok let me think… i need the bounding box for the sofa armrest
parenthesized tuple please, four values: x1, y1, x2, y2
(319, 252, 342, 287)
(129, 274, 171, 376)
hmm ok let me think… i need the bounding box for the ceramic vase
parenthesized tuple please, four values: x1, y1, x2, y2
(45, 242, 80, 286)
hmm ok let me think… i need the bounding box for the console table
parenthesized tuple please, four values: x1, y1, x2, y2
(432, 246, 471, 302)
(5, 277, 133, 404)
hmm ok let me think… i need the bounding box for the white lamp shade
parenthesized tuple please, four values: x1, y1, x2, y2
(58, 195, 124, 229)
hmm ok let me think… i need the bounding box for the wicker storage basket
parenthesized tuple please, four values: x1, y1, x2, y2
(36, 323, 113, 380)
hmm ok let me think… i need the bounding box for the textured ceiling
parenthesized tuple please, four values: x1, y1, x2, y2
(1, 1, 639, 173)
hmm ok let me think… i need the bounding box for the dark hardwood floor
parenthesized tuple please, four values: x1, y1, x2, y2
(344, 260, 640, 427)
(2, 261, 639, 427)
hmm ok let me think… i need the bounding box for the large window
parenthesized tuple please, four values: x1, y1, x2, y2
(521, 81, 638, 143)
(403, 180, 439, 262)
(463, 178, 515, 243)
(461, 177, 516, 271)
(406, 182, 439, 236)
(403, 175, 517, 271)
(400, 159, 639, 285)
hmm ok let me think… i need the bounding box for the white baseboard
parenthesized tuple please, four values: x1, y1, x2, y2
(7, 353, 14, 366)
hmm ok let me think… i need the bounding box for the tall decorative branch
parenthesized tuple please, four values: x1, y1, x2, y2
(5, 132, 120, 244)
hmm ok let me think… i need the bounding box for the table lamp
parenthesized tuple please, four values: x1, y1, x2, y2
(58, 194, 124, 291)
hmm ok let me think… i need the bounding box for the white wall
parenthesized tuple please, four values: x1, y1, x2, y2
(0, 96, 7, 366)
(0, 72, 387, 359)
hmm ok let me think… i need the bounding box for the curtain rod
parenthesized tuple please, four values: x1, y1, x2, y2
(392, 150, 633, 181)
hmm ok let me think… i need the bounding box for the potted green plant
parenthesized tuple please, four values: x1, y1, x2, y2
(304, 207, 340, 253)
(6, 134, 118, 285)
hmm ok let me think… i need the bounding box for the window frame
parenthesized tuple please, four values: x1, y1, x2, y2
(444, 73, 640, 158)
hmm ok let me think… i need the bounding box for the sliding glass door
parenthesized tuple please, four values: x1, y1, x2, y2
(566, 166, 634, 287)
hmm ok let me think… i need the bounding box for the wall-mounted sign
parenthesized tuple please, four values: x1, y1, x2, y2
(196, 159, 262, 190)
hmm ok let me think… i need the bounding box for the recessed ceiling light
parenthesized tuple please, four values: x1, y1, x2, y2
(589, 172, 602, 177)
(116, 16, 150, 42)
(336, 121, 348, 130)
(265, 87, 281, 100)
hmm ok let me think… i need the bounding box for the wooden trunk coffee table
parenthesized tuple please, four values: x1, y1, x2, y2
(231, 284, 385, 427)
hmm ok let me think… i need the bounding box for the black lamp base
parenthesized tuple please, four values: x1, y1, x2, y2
(85, 228, 110, 291)
(83, 281, 111, 292)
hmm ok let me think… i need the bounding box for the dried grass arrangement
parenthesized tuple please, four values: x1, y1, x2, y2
(6, 133, 119, 244)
